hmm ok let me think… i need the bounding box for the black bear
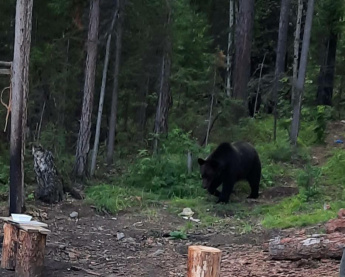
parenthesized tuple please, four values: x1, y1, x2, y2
(197, 142, 261, 203)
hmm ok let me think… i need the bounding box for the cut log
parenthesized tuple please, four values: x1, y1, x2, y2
(187, 245, 222, 277)
(1, 223, 19, 270)
(32, 145, 64, 203)
(15, 229, 47, 277)
(269, 232, 345, 260)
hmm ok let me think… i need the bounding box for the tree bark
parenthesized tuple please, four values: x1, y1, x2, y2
(90, 6, 118, 176)
(15, 229, 46, 277)
(269, 232, 345, 260)
(10, 0, 33, 214)
(273, 0, 291, 141)
(291, 0, 303, 104)
(153, 0, 172, 154)
(1, 223, 18, 270)
(106, 0, 125, 166)
(226, 0, 234, 97)
(290, 0, 315, 146)
(233, 0, 254, 103)
(74, 0, 100, 178)
(187, 245, 222, 277)
(137, 76, 149, 141)
(316, 31, 338, 106)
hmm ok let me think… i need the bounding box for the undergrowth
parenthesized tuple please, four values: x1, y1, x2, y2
(86, 109, 341, 231)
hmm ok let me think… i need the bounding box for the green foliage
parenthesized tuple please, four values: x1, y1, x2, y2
(297, 164, 322, 201)
(323, 149, 345, 186)
(169, 230, 188, 240)
(122, 128, 209, 198)
(314, 106, 333, 143)
(85, 184, 145, 214)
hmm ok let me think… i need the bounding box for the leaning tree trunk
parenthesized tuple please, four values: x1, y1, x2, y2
(74, 0, 100, 178)
(273, 0, 291, 141)
(32, 145, 64, 204)
(90, 6, 118, 176)
(290, 0, 315, 146)
(153, 0, 172, 154)
(226, 0, 235, 97)
(10, 0, 33, 214)
(106, 0, 125, 166)
(316, 31, 338, 106)
(291, 0, 303, 104)
(233, 0, 255, 103)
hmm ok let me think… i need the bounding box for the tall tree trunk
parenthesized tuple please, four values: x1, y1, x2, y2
(10, 0, 33, 214)
(291, 0, 303, 103)
(153, 0, 172, 154)
(316, 31, 338, 106)
(290, 0, 315, 146)
(106, 0, 125, 166)
(137, 76, 149, 141)
(226, 0, 234, 97)
(74, 0, 100, 178)
(233, 0, 254, 103)
(273, 0, 291, 141)
(90, 6, 118, 176)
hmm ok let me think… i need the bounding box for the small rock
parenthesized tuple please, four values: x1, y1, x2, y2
(59, 244, 66, 250)
(149, 249, 164, 257)
(69, 211, 78, 218)
(117, 232, 125, 240)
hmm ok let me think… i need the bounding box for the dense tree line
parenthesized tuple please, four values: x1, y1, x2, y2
(0, 0, 345, 186)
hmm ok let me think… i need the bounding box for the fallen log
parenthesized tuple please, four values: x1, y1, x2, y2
(269, 232, 345, 260)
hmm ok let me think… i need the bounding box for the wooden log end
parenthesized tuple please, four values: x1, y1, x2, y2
(188, 245, 222, 277)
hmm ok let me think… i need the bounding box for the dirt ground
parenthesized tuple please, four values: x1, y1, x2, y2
(0, 121, 344, 277)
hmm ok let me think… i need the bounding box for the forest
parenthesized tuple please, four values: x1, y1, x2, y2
(1, 0, 345, 276)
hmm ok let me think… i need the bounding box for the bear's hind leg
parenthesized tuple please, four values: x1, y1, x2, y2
(247, 167, 261, 199)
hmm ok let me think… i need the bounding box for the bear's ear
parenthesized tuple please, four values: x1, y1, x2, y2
(197, 158, 205, 165)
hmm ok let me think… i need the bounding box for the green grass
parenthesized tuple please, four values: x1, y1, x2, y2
(85, 115, 345, 232)
(257, 196, 345, 229)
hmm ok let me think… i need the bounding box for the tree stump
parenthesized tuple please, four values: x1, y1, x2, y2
(32, 145, 64, 203)
(1, 223, 19, 270)
(0, 217, 50, 277)
(15, 229, 46, 277)
(269, 232, 345, 260)
(187, 245, 222, 277)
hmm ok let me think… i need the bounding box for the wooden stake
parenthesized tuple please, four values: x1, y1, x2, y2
(1, 223, 19, 270)
(187, 245, 222, 277)
(15, 229, 47, 277)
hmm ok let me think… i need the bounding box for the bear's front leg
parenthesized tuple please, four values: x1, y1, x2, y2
(208, 187, 220, 197)
(217, 176, 235, 203)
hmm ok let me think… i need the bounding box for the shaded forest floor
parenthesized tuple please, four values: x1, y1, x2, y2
(1, 121, 345, 276)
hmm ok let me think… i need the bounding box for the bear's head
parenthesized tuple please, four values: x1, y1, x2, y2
(197, 158, 219, 189)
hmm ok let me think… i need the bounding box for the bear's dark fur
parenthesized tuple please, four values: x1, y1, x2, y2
(198, 142, 261, 203)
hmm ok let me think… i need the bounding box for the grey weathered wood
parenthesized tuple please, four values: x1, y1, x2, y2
(0, 61, 12, 67)
(107, 0, 125, 165)
(290, 0, 315, 145)
(340, 248, 345, 277)
(0, 69, 11, 75)
(90, 6, 118, 176)
(75, 0, 100, 177)
(269, 233, 345, 260)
